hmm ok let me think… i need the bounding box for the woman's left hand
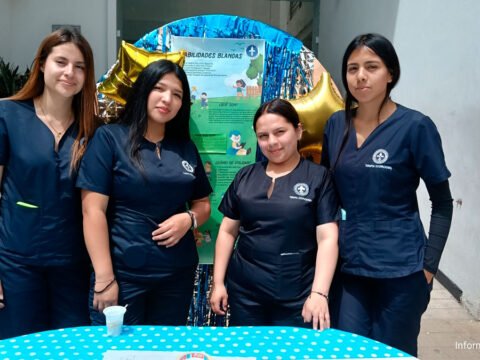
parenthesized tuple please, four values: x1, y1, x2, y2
(152, 213, 191, 248)
(424, 269, 434, 284)
(302, 293, 330, 330)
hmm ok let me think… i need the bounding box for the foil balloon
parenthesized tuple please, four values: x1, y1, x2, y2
(289, 72, 344, 163)
(98, 41, 187, 105)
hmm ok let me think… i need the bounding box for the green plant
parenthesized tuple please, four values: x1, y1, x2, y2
(0, 57, 30, 98)
(246, 54, 264, 87)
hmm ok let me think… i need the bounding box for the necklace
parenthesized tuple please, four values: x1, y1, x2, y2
(46, 120, 64, 138)
(37, 102, 73, 139)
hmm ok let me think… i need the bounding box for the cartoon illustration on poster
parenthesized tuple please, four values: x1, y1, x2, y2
(170, 36, 265, 263)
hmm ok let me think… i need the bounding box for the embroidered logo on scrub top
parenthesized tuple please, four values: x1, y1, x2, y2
(372, 149, 389, 164)
(365, 149, 392, 170)
(290, 183, 312, 202)
(293, 183, 309, 196)
(182, 160, 195, 177)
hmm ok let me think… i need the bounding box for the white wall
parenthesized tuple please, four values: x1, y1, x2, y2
(317, 0, 480, 318)
(0, 0, 13, 64)
(3, 0, 115, 80)
(394, 0, 480, 319)
(317, 0, 400, 90)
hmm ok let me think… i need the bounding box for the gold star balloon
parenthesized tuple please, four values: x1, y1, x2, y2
(289, 72, 344, 163)
(98, 41, 187, 105)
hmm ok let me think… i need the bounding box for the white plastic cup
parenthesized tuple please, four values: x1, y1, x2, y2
(103, 305, 127, 336)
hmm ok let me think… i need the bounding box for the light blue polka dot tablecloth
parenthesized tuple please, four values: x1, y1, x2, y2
(0, 326, 417, 360)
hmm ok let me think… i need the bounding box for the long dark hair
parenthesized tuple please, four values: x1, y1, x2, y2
(9, 27, 99, 171)
(118, 60, 191, 167)
(334, 33, 400, 169)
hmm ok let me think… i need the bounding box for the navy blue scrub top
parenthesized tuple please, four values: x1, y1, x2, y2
(0, 100, 86, 266)
(76, 124, 212, 281)
(219, 158, 339, 299)
(322, 104, 451, 278)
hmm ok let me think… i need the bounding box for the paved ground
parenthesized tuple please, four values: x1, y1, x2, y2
(418, 281, 480, 359)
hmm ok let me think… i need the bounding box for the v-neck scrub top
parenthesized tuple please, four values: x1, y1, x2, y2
(76, 124, 212, 281)
(0, 100, 85, 266)
(219, 158, 339, 300)
(322, 104, 451, 278)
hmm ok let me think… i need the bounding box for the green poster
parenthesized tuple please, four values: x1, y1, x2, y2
(170, 36, 265, 263)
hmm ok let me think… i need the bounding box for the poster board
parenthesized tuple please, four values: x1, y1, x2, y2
(170, 36, 265, 263)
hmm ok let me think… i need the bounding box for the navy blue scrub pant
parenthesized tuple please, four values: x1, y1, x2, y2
(336, 271, 431, 357)
(0, 256, 90, 340)
(90, 266, 196, 326)
(227, 284, 310, 328)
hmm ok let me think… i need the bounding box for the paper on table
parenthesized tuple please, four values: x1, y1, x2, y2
(103, 350, 256, 360)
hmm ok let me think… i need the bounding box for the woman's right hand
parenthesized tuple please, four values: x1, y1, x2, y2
(93, 279, 119, 313)
(210, 283, 229, 315)
(0, 280, 5, 310)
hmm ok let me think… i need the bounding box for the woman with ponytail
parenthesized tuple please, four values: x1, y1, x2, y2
(321, 33, 453, 356)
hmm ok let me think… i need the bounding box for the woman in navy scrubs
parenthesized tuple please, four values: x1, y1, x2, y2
(77, 60, 212, 325)
(321, 34, 453, 356)
(0, 28, 99, 339)
(210, 99, 339, 330)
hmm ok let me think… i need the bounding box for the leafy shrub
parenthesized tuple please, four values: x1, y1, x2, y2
(0, 57, 30, 98)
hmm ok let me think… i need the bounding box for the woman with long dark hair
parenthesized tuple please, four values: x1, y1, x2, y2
(321, 33, 453, 356)
(0, 27, 99, 339)
(77, 60, 212, 325)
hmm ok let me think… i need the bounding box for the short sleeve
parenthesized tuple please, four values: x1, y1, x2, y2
(316, 168, 340, 225)
(0, 103, 9, 165)
(411, 117, 451, 185)
(218, 170, 242, 220)
(76, 126, 115, 195)
(191, 144, 213, 200)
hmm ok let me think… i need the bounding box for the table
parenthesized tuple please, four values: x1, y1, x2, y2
(0, 326, 417, 360)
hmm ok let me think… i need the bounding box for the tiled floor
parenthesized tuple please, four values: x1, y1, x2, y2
(418, 281, 480, 359)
